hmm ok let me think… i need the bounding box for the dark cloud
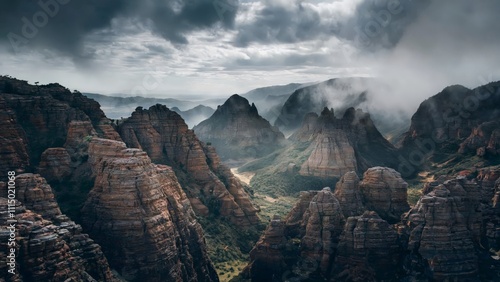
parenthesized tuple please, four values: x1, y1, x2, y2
(0, 0, 238, 59)
(234, 1, 325, 46)
(234, 0, 431, 49)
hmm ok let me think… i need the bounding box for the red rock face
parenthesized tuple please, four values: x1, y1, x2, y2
(118, 105, 260, 227)
(300, 188, 345, 274)
(15, 173, 63, 219)
(403, 185, 478, 280)
(246, 216, 288, 281)
(38, 148, 72, 183)
(333, 171, 365, 218)
(0, 77, 117, 175)
(289, 107, 399, 179)
(359, 167, 410, 223)
(459, 121, 500, 156)
(0, 97, 30, 174)
(244, 167, 500, 281)
(82, 138, 218, 282)
(0, 174, 116, 281)
(336, 211, 400, 281)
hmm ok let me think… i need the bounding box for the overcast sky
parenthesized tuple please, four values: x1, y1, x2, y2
(1, 0, 499, 100)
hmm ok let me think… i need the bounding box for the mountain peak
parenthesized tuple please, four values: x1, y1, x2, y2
(217, 94, 258, 116)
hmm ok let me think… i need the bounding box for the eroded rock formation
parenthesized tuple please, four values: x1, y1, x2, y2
(335, 211, 401, 281)
(290, 107, 399, 179)
(333, 171, 365, 218)
(246, 216, 288, 281)
(0, 174, 116, 281)
(81, 138, 219, 281)
(359, 167, 410, 223)
(193, 94, 285, 160)
(118, 104, 259, 226)
(403, 185, 478, 280)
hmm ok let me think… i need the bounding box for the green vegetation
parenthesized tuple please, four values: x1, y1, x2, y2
(407, 183, 424, 206)
(239, 140, 335, 197)
(197, 215, 264, 280)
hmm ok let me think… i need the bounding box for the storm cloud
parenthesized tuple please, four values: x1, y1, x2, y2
(0, 0, 238, 58)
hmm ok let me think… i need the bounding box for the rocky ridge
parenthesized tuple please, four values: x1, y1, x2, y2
(0, 174, 116, 281)
(290, 108, 400, 178)
(118, 104, 260, 226)
(244, 167, 500, 281)
(81, 137, 219, 282)
(193, 94, 285, 160)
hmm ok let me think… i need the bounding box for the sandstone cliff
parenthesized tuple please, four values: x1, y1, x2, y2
(193, 94, 285, 160)
(291, 107, 399, 179)
(335, 211, 401, 281)
(81, 138, 219, 282)
(118, 104, 259, 226)
(403, 185, 478, 280)
(0, 174, 116, 281)
(359, 167, 410, 223)
(244, 167, 500, 281)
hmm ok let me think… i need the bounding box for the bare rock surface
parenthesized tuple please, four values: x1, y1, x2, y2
(118, 104, 259, 226)
(81, 138, 218, 282)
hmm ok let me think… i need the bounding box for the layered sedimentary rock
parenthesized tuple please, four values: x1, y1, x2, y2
(81, 138, 218, 282)
(359, 167, 410, 223)
(335, 211, 400, 281)
(333, 171, 365, 218)
(403, 185, 478, 280)
(118, 104, 259, 226)
(300, 187, 345, 274)
(0, 76, 118, 178)
(0, 174, 116, 281)
(290, 107, 399, 178)
(193, 94, 285, 160)
(16, 173, 62, 219)
(285, 191, 318, 237)
(38, 148, 72, 183)
(246, 216, 288, 281)
(459, 121, 500, 156)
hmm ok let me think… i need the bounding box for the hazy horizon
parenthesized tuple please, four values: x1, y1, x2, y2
(2, 0, 500, 104)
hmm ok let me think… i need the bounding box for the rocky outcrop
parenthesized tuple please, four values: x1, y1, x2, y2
(459, 121, 500, 156)
(81, 138, 218, 282)
(403, 185, 478, 280)
(118, 104, 259, 226)
(38, 148, 72, 183)
(0, 173, 116, 281)
(16, 173, 62, 219)
(244, 167, 500, 281)
(290, 107, 399, 179)
(300, 188, 345, 275)
(399, 81, 500, 175)
(359, 167, 410, 223)
(335, 211, 400, 281)
(0, 96, 30, 175)
(299, 130, 357, 178)
(0, 200, 115, 282)
(0, 76, 118, 178)
(246, 216, 288, 281)
(274, 78, 371, 134)
(333, 171, 365, 218)
(285, 191, 318, 237)
(193, 94, 285, 160)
